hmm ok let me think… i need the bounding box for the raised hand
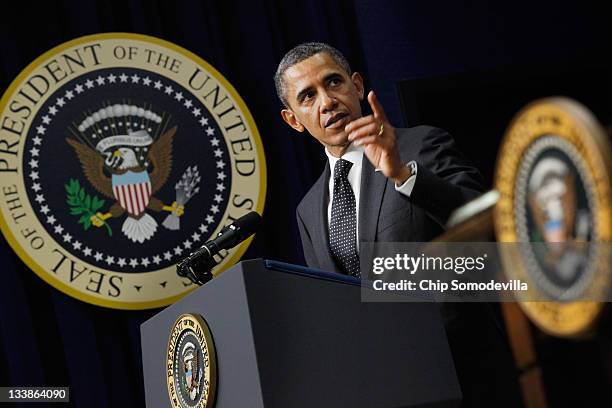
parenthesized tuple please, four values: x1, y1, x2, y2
(345, 91, 411, 185)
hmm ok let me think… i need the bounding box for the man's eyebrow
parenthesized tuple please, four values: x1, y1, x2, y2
(324, 72, 343, 82)
(294, 72, 344, 102)
(296, 86, 314, 103)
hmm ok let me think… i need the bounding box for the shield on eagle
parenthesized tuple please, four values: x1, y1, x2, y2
(112, 171, 152, 217)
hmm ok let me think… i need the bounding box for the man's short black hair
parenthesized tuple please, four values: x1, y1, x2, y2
(274, 42, 352, 108)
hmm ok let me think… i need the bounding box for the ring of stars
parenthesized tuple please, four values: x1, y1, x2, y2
(25, 70, 230, 270)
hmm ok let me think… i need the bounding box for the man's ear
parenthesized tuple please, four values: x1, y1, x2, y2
(351, 72, 365, 101)
(281, 109, 305, 132)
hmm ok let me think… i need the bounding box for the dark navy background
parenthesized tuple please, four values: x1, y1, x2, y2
(1, 1, 611, 407)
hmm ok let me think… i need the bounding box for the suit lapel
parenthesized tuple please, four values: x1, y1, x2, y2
(305, 156, 387, 272)
(309, 163, 338, 272)
(359, 158, 387, 245)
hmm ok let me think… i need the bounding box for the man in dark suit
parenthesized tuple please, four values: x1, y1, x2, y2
(275, 42, 522, 407)
(274, 42, 483, 269)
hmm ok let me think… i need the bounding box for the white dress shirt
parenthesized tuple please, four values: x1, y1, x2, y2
(325, 143, 418, 250)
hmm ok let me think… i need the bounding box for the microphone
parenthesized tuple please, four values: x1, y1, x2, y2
(176, 211, 262, 285)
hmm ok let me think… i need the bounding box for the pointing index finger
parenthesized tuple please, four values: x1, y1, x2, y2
(368, 90, 387, 122)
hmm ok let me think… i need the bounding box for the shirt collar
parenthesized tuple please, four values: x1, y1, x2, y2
(325, 142, 364, 172)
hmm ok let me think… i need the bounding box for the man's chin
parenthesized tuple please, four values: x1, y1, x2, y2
(323, 131, 350, 148)
(322, 136, 351, 157)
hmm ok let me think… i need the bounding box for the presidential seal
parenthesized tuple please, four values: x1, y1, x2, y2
(0, 33, 266, 309)
(167, 314, 216, 408)
(494, 97, 611, 337)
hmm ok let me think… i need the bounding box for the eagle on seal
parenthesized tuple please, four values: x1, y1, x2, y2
(182, 342, 202, 400)
(66, 125, 184, 243)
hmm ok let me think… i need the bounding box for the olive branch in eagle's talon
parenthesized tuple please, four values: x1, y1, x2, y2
(65, 178, 113, 236)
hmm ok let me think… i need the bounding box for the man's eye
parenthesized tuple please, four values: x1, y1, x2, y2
(304, 91, 314, 101)
(329, 78, 341, 86)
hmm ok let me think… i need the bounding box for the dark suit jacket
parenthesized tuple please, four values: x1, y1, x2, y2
(296, 125, 483, 272)
(295, 125, 523, 407)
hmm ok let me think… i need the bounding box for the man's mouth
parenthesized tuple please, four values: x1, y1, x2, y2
(325, 113, 349, 129)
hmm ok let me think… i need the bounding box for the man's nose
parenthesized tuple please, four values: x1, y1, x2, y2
(319, 91, 337, 113)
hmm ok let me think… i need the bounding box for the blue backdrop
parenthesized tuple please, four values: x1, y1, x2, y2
(1, 1, 610, 406)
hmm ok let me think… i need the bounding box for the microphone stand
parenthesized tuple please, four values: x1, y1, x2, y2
(176, 249, 217, 285)
(175, 211, 262, 285)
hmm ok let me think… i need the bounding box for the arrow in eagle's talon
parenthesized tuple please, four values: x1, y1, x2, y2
(162, 202, 185, 217)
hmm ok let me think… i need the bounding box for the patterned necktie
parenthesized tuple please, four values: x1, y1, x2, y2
(329, 158, 360, 277)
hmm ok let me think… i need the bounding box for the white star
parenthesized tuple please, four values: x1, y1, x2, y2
(217, 172, 226, 180)
(198, 224, 208, 233)
(174, 246, 183, 255)
(30, 171, 39, 180)
(64, 90, 74, 100)
(191, 232, 201, 242)
(163, 251, 172, 260)
(131, 74, 140, 83)
(143, 76, 152, 86)
(74, 84, 84, 93)
(210, 205, 219, 214)
(140, 257, 150, 267)
(107, 73, 117, 83)
(32, 183, 41, 192)
(184, 99, 193, 108)
(152, 255, 161, 265)
(63, 233, 72, 242)
(95, 76, 105, 85)
(105, 255, 115, 265)
(216, 183, 225, 192)
(48, 106, 58, 115)
(174, 91, 184, 101)
(56, 97, 65, 107)
(94, 252, 103, 261)
(199, 117, 209, 126)
(205, 127, 215, 136)
(117, 258, 126, 267)
(213, 194, 222, 203)
(129, 258, 139, 267)
(210, 137, 220, 146)
(46, 215, 56, 224)
(192, 108, 201, 117)
(41, 115, 51, 125)
(40, 204, 49, 214)
(183, 240, 192, 249)
(83, 247, 92, 256)
(119, 73, 128, 82)
(85, 79, 94, 88)
(36, 125, 46, 134)
(54, 225, 64, 234)
(29, 159, 38, 168)
(214, 149, 223, 158)
(216, 160, 225, 169)
(154, 80, 162, 89)
(164, 85, 173, 94)
(30, 147, 40, 156)
(205, 215, 214, 223)
(32, 136, 42, 145)
(72, 240, 82, 250)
